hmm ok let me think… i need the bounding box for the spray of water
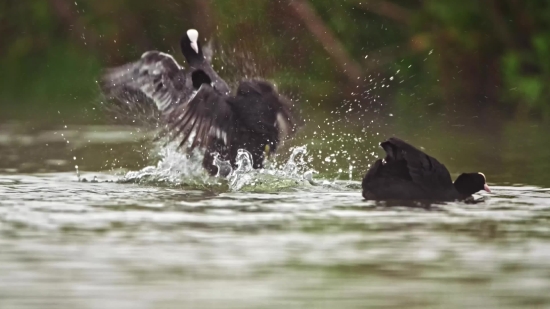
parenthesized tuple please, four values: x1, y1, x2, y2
(91, 32, 417, 190)
(118, 142, 220, 189)
(222, 146, 317, 192)
(212, 152, 233, 178)
(114, 140, 319, 193)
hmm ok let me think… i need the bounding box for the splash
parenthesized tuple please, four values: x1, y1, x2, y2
(119, 143, 222, 189)
(75, 165, 80, 182)
(227, 149, 255, 191)
(224, 146, 317, 192)
(116, 144, 316, 192)
(212, 152, 233, 177)
(282, 146, 309, 177)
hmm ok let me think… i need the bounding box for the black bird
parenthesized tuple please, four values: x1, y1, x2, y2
(164, 77, 294, 175)
(99, 29, 295, 176)
(179, 29, 230, 95)
(362, 137, 491, 201)
(167, 29, 295, 175)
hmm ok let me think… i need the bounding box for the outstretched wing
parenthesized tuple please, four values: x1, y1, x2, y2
(99, 51, 193, 113)
(98, 83, 162, 127)
(381, 137, 453, 191)
(163, 83, 233, 150)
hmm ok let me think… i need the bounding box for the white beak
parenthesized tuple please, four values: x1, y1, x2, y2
(191, 42, 199, 54)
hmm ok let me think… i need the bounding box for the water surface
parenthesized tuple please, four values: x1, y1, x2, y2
(1, 123, 550, 309)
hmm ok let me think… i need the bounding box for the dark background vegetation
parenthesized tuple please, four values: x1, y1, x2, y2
(2, 0, 550, 184)
(3, 0, 550, 119)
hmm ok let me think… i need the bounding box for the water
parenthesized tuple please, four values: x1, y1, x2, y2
(2, 123, 550, 308)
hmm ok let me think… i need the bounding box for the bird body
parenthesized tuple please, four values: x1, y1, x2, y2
(362, 137, 490, 201)
(99, 29, 295, 176)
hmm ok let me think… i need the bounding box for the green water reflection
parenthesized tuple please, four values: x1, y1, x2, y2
(2, 107, 550, 187)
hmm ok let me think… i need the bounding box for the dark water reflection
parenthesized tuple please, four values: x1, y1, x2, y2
(1, 119, 550, 308)
(3, 114, 550, 186)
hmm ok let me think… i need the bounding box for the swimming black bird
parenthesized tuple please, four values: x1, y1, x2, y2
(362, 137, 490, 201)
(99, 29, 295, 176)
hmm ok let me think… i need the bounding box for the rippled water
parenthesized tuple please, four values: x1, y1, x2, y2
(2, 123, 550, 308)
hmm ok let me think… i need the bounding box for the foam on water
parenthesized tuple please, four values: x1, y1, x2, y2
(118, 143, 221, 189)
(224, 146, 324, 192)
(116, 142, 324, 193)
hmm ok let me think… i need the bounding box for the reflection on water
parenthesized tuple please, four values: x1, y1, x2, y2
(1, 123, 550, 308)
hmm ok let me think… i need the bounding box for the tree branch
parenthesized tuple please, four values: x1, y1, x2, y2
(288, 0, 363, 82)
(355, 0, 412, 25)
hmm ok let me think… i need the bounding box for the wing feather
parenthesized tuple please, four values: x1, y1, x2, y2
(382, 137, 453, 191)
(100, 51, 192, 113)
(164, 84, 234, 151)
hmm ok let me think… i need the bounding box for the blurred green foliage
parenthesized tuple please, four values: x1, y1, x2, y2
(2, 0, 550, 120)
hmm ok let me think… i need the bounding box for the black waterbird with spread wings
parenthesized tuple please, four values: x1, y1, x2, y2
(100, 29, 296, 176)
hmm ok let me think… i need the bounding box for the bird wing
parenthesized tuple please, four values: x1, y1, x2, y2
(229, 80, 296, 140)
(381, 137, 453, 191)
(163, 83, 233, 150)
(98, 83, 163, 127)
(260, 82, 297, 139)
(100, 51, 192, 113)
(362, 159, 384, 185)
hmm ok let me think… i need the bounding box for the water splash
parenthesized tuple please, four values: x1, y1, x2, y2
(282, 146, 309, 177)
(119, 143, 220, 189)
(228, 149, 255, 191)
(114, 141, 342, 192)
(234, 149, 254, 173)
(75, 165, 80, 182)
(212, 152, 233, 178)
(225, 146, 318, 192)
